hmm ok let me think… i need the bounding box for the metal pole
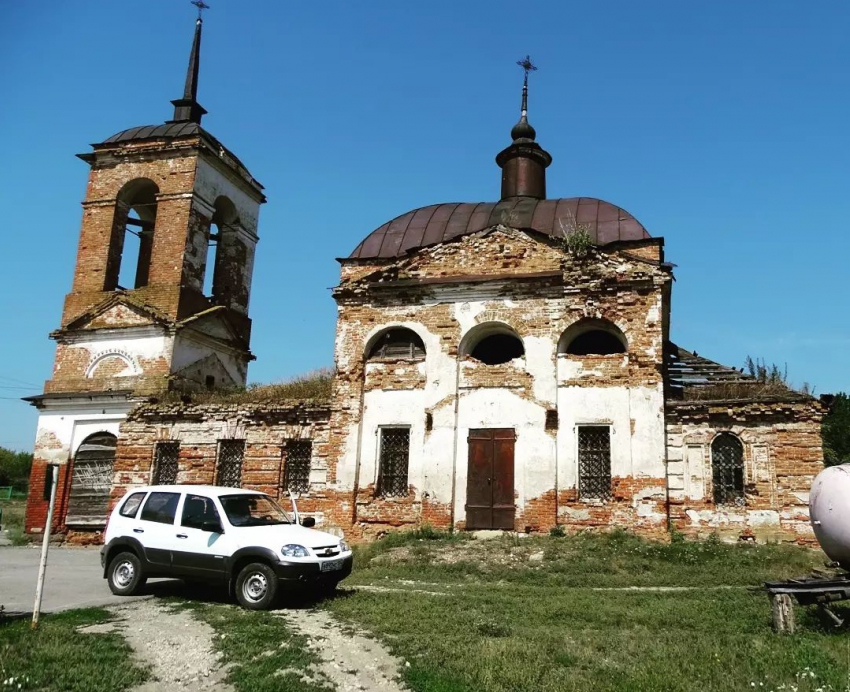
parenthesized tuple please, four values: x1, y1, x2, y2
(32, 463, 59, 629)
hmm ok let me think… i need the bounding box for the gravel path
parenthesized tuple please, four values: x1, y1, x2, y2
(278, 607, 410, 692)
(79, 600, 232, 692)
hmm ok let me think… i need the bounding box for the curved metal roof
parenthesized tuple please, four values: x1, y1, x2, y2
(101, 122, 203, 143)
(349, 197, 650, 259)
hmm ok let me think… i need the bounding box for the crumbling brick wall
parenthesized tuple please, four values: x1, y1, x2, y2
(666, 397, 825, 543)
(111, 400, 346, 528)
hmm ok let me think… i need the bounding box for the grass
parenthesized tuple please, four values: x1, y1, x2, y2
(0, 609, 147, 692)
(0, 499, 29, 546)
(173, 601, 333, 692)
(348, 528, 824, 588)
(322, 530, 849, 692)
(149, 367, 334, 405)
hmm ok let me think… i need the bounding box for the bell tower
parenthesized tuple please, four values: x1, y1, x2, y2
(25, 8, 265, 533)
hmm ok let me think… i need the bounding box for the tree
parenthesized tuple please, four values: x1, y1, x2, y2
(0, 446, 33, 491)
(823, 393, 850, 466)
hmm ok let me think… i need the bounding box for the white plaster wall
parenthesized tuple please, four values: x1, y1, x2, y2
(556, 385, 666, 490)
(172, 332, 246, 386)
(195, 158, 260, 235)
(455, 388, 554, 523)
(334, 316, 459, 490)
(60, 330, 173, 380)
(32, 398, 133, 465)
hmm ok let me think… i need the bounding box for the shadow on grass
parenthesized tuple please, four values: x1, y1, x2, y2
(140, 577, 344, 611)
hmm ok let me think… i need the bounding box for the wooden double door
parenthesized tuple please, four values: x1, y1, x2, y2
(465, 428, 515, 530)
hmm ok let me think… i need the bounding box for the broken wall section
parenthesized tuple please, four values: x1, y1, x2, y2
(666, 397, 825, 543)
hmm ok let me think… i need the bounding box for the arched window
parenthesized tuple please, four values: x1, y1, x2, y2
(711, 433, 745, 506)
(463, 324, 525, 365)
(559, 319, 627, 356)
(367, 328, 425, 360)
(106, 179, 159, 291)
(66, 432, 118, 527)
(205, 196, 240, 300)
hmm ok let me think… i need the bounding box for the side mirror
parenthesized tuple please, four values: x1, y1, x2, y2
(201, 520, 223, 534)
(300, 517, 316, 528)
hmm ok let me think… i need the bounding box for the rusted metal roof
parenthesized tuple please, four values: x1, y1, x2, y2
(349, 197, 650, 259)
(101, 122, 204, 143)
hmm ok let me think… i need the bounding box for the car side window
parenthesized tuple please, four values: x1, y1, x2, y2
(139, 492, 180, 525)
(181, 494, 221, 530)
(119, 492, 147, 518)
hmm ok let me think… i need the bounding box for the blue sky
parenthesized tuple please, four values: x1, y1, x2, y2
(1, 1, 848, 451)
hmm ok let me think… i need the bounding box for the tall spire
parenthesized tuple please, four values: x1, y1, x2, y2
(511, 55, 537, 141)
(496, 55, 552, 200)
(169, 2, 209, 124)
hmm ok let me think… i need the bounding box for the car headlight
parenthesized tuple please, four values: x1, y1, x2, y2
(339, 540, 350, 553)
(281, 544, 309, 558)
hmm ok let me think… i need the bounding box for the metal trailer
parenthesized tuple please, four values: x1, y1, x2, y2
(764, 572, 850, 633)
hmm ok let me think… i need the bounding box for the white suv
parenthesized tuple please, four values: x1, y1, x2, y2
(100, 485, 353, 610)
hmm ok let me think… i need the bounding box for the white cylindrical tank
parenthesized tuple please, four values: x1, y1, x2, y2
(810, 464, 850, 568)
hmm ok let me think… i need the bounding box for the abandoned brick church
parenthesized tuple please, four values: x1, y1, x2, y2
(24, 19, 825, 543)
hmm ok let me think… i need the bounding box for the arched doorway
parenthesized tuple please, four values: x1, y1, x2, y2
(66, 432, 117, 527)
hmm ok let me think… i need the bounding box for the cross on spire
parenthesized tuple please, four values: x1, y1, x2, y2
(517, 55, 537, 88)
(192, 0, 210, 21)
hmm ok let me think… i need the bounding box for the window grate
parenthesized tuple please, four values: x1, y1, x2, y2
(283, 440, 312, 494)
(216, 439, 245, 488)
(377, 428, 410, 497)
(153, 441, 180, 485)
(578, 426, 611, 500)
(711, 434, 745, 506)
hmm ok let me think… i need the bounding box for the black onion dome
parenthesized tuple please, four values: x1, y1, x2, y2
(510, 115, 536, 141)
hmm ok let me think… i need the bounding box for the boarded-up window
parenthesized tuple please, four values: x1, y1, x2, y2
(377, 428, 410, 497)
(283, 440, 312, 494)
(368, 329, 425, 360)
(153, 441, 180, 485)
(66, 432, 117, 527)
(216, 439, 245, 488)
(578, 426, 611, 500)
(711, 433, 745, 506)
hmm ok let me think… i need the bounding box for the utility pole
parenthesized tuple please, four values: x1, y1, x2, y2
(32, 463, 59, 629)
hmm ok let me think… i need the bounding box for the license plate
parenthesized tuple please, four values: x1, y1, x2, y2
(320, 558, 344, 572)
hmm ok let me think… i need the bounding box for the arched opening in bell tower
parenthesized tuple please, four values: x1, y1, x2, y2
(105, 178, 159, 291)
(204, 195, 240, 301)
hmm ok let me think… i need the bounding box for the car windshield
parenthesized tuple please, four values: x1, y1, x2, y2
(219, 494, 293, 527)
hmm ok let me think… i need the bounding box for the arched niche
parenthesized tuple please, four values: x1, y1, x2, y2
(558, 318, 627, 356)
(461, 322, 525, 365)
(366, 327, 426, 361)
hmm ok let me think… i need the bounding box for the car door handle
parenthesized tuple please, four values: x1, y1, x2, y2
(176, 534, 188, 539)
(133, 528, 144, 534)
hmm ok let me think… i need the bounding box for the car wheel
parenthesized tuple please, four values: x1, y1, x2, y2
(235, 562, 278, 610)
(107, 551, 146, 596)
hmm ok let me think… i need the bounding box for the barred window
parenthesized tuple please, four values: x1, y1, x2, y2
(711, 433, 745, 506)
(283, 440, 312, 494)
(578, 426, 612, 500)
(153, 441, 180, 485)
(377, 427, 410, 497)
(216, 439, 245, 488)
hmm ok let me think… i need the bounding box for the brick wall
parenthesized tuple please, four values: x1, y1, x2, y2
(666, 397, 825, 543)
